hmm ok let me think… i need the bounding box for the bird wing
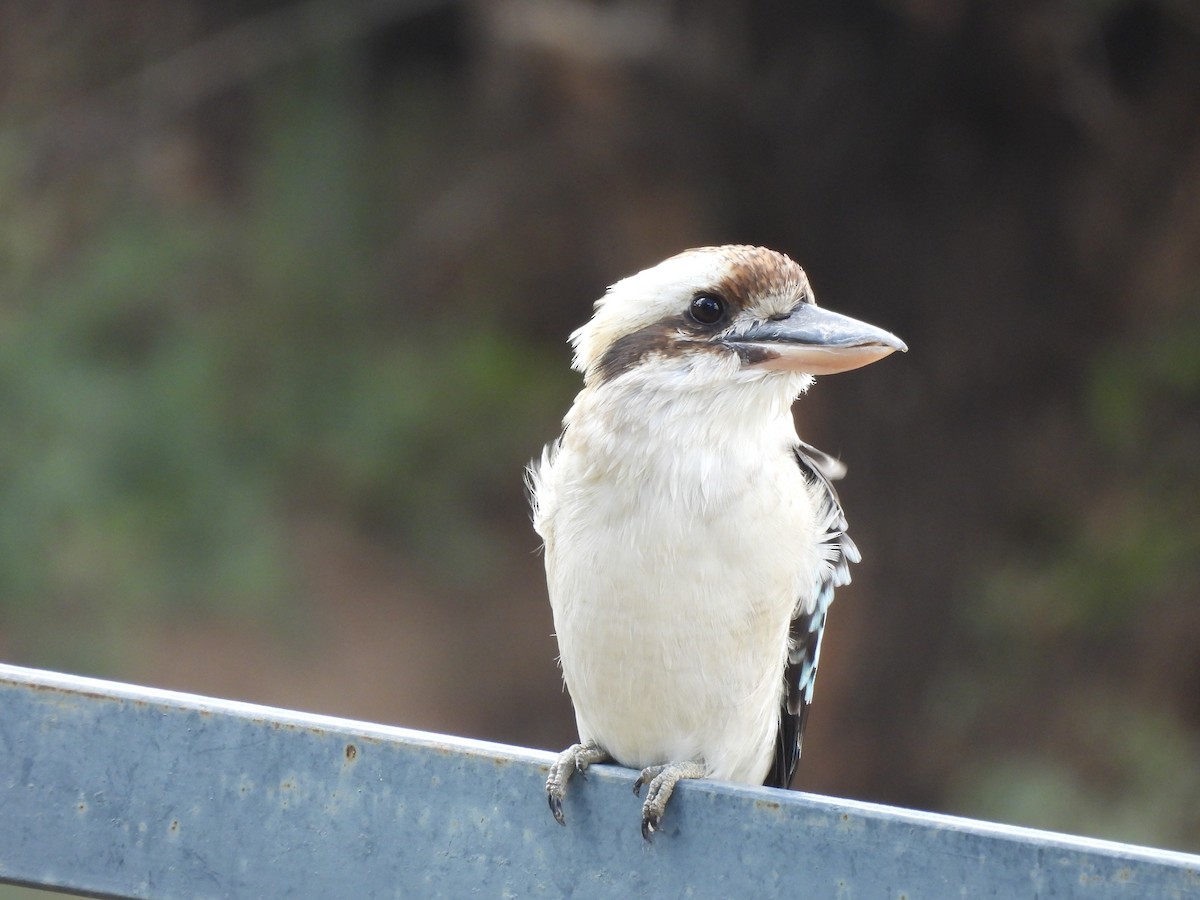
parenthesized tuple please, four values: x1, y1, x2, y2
(765, 440, 861, 789)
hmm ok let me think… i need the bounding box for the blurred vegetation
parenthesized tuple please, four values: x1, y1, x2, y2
(929, 296, 1200, 848)
(0, 37, 573, 671)
(0, 0, 1198, 870)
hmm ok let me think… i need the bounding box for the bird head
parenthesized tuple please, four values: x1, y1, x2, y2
(570, 245, 906, 392)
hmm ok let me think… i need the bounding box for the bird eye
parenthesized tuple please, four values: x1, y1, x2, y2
(688, 293, 726, 326)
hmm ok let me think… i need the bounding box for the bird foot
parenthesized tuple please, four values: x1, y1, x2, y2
(546, 740, 610, 825)
(632, 760, 708, 840)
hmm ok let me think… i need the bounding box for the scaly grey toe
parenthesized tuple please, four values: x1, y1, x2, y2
(636, 760, 708, 840)
(545, 740, 610, 825)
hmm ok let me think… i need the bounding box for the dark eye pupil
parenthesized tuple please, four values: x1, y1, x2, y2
(690, 294, 725, 325)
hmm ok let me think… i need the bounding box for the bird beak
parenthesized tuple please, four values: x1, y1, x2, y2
(727, 304, 907, 375)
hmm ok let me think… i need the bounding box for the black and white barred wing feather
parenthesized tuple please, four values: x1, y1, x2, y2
(767, 439, 861, 789)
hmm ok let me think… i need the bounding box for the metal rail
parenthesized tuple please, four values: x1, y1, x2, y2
(1, 663, 1197, 898)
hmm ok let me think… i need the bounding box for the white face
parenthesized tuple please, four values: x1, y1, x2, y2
(570, 245, 813, 386)
(569, 245, 906, 393)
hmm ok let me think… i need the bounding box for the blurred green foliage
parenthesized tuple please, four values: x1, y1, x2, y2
(0, 61, 571, 668)
(942, 296, 1200, 849)
(949, 700, 1200, 852)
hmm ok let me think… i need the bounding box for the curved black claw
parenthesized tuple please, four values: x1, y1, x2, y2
(548, 793, 565, 826)
(641, 809, 659, 841)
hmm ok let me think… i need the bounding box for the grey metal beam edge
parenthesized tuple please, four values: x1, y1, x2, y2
(0, 662, 1197, 899)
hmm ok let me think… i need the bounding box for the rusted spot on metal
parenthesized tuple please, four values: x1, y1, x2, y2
(265, 720, 302, 733)
(256, 718, 330, 739)
(169, 819, 179, 833)
(344, 743, 357, 761)
(21, 682, 125, 709)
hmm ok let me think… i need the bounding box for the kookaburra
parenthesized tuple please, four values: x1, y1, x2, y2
(528, 245, 905, 839)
